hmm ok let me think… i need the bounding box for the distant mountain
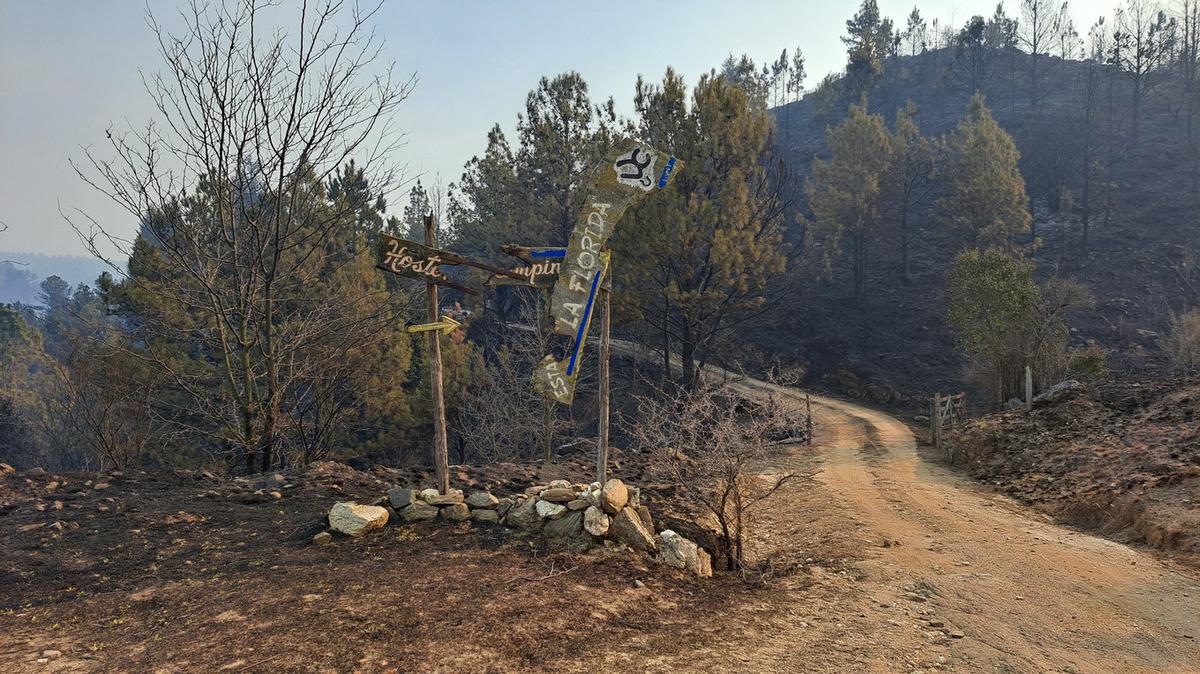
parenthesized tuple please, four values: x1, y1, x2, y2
(0, 252, 116, 306)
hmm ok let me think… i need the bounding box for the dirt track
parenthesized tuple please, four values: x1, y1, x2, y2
(748, 383, 1200, 672)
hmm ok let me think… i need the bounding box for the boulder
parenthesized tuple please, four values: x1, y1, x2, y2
(470, 508, 501, 523)
(536, 500, 567, 519)
(312, 531, 333, 546)
(566, 499, 590, 511)
(547, 479, 572, 490)
(609, 508, 656, 553)
(399, 502, 439, 522)
(0, 462, 14, 474)
(584, 505, 610, 537)
(506, 497, 543, 531)
(440, 503, 470, 522)
(465, 491, 499, 509)
(1033, 380, 1086, 406)
(419, 488, 440, 501)
(635, 505, 654, 533)
(544, 510, 584, 538)
(600, 479, 629, 514)
(657, 529, 713, 578)
(524, 484, 549, 496)
(539, 487, 576, 503)
(424, 489, 465, 506)
(328, 502, 389, 537)
(387, 487, 418, 510)
(496, 497, 516, 518)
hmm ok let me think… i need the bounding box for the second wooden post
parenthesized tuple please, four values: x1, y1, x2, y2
(424, 214, 451, 495)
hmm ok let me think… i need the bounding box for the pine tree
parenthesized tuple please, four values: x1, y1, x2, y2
(885, 102, 935, 282)
(939, 95, 1032, 249)
(807, 104, 893, 308)
(613, 69, 788, 386)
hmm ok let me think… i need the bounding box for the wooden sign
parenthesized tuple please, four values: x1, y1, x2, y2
(547, 144, 679, 337)
(487, 246, 566, 288)
(377, 232, 530, 295)
(533, 251, 610, 405)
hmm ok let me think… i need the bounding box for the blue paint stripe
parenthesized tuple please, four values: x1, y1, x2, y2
(657, 156, 677, 189)
(530, 249, 566, 259)
(566, 264, 604, 376)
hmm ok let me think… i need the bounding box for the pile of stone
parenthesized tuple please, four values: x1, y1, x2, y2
(324, 477, 712, 577)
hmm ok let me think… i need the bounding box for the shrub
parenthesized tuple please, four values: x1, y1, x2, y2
(1162, 309, 1200, 372)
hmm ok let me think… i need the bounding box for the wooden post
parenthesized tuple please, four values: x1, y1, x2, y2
(932, 392, 942, 450)
(597, 282, 611, 486)
(424, 214, 450, 495)
(1024, 365, 1033, 412)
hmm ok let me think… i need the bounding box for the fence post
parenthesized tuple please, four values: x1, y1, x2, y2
(932, 392, 942, 451)
(1025, 365, 1033, 412)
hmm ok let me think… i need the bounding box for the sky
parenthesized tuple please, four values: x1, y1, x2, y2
(1, 0, 1116, 259)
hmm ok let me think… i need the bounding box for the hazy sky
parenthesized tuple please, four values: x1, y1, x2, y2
(1, 0, 1115, 258)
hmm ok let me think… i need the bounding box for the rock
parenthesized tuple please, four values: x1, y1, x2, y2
(328, 502, 389, 537)
(387, 487, 418, 510)
(312, 531, 333, 546)
(419, 488, 440, 501)
(524, 484, 548, 496)
(635, 505, 654, 533)
(465, 491, 499, 509)
(506, 497, 543, 531)
(1004, 398, 1024, 411)
(633, 579, 645, 589)
(440, 503, 470, 522)
(536, 500, 567, 519)
(496, 497, 515, 518)
(544, 510, 584, 538)
(547, 479, 572, 490)
(41, 650, 62, 659)
(609, 508, 656, 553)
(1033, 380, 1086, 406)
(656, 530, 713, 577)
(600, 479, 629, 514)
(399, 502, 439, 522)
(566, 499, 590, 511)
(627, 485, 641, 509)
(584, 505, 610, 537)
(0, 462, 14, 474)
(470, 508, 501, 523)
(539, 487, 576, 503)
(93, 482, 111, 490)
(424, 489, 464, 506)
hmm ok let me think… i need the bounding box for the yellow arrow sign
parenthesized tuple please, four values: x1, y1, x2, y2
(406, 315, 461, 336)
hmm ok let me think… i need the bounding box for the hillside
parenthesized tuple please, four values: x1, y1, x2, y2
(763, 48, 1199, 409)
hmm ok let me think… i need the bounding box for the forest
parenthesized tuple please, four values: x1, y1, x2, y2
(2, 0, 1198, 476)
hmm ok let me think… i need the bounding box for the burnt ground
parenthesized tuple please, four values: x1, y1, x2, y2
(0, 446, 872, 673)
(945, 374, 1200, 564)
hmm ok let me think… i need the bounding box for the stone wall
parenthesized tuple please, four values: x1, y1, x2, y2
(322, 478, 712, 578)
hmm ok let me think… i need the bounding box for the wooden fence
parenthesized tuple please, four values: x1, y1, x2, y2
(930, 392, 966, 455)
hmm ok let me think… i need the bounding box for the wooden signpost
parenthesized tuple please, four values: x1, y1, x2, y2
(528, 141, 681, 484)
(376, 217, 528, 495)
(379, 140, 681, 490)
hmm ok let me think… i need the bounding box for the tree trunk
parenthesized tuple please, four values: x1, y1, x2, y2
(900, 204, 912, 283)
(681, 338, 697, 389)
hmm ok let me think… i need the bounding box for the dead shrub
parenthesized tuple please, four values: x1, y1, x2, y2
(1162, 308, 1200, 372)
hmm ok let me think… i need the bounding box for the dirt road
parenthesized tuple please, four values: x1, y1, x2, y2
(743, 382, 1200, 672)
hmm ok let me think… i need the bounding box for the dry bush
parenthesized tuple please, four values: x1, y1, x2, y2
(455, 293, 576, 463)
(1162, 308, 1200, 372)
(626, 380, 814, 571)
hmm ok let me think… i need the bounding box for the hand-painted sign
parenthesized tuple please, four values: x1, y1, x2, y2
(377, 232, 529, 295)
(533, 251, 610, 405)
(406, 315, 461, 336)
(547, 143, 679, 337)
(487, 245, 567, 287)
